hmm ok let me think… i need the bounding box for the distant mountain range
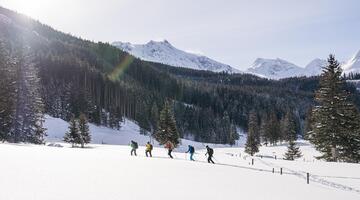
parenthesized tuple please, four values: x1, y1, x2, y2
(113, 40, 360, 80)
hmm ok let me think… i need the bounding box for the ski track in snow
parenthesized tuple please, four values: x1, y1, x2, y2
(254, 157, 360, 194)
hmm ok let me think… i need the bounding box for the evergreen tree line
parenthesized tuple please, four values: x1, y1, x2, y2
(0, 42, 46, 144)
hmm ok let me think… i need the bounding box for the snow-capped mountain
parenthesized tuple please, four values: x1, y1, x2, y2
(343, 50, 360, 74)
(304, 58, 327, 76)
(245, 58, 328, 79)
(246, 58, 306, 79)
(112, 40, 241, 73)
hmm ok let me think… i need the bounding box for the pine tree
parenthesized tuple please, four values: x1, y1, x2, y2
(229, 123, 239, 146)
(150, 103, 159, 135)
(78, 113, 91, 148)
(9, 47, 47, 143)
(304, 108, 314, 140)
(154, 100, 180, 147)
(260, 114, 269, 146)
(284, 140, 302, 160)
(309, 55, 360, 162)
(245, 111, 260, 156)
(30, 115, 47, 144)
(267, 112, 280, 145)
(281, 111, 297, 142)
(64, 117, 80, 147)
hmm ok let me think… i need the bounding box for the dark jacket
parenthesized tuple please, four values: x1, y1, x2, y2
(186, 146, 195, 154)
(206, 147, 214, 156)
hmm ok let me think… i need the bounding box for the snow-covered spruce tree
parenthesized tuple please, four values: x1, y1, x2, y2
(308, 54, 360, 162)
(267, 112, 280, 145)
(78, 113, 91, 148)
(229, 123, 239, 146)
(245, 111, 260, 156)
(281, 111, 297, 142)
(154, 100, 180, 147)
(283, 111, 301, 160)
(150, 103, 159, 135)
(259, 115, 269, 146)
(64, 117, 81, 147)
(9, 47, 47, 144)
(284, 140, 302, 160)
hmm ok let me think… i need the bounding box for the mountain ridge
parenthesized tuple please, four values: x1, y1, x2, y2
(112, 40, 241, 74)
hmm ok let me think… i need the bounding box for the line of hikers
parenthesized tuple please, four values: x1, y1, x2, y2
(130, 140, 215, 164)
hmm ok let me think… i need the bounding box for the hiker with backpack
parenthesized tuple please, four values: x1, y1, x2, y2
(205, 145, 215, 164)
(145, 141, 153, 157)
(130, 140, 138, 156)
(164, 141, 175, 159)
(185, 145, 195, 161)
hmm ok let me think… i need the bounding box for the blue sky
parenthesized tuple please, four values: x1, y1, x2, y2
(1, 0, 359, 70)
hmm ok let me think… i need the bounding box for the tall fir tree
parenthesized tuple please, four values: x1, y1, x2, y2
(154, 100, 180, 147)
(245, 111, 260, 156)
(260, 114, 269, 146)
(150, 103, 159, 134)
(64, 117, 81, 147)
(78, 113, 91, 148)
(267, 112, 280, 145)
(284, 140, 302, 160)
(229, 123, 239, 146)
(308, 55, 360, 162)
(281, 111, 297, 142)
(9, 47, 46, 143)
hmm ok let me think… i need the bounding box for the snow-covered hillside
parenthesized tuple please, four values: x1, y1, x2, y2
(44, 115, 245, 152)
(304, 58, 327, 76)
(112, 40, 241, 73)
(1, 139, 359, 200)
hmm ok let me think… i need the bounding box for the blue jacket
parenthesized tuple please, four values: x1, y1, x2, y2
(186, 146, 195, 153)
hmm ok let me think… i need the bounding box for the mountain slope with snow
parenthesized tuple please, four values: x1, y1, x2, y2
(305, 58, 327, 76)
(112, 40, 241, 73)
(343, 51, 360, 74)
(246, 58, 307, 79)
(246, 58, 328, 79)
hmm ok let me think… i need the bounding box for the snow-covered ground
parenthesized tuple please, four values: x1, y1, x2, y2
(1, 141, 359, 200)
(0, 115, 359, 200)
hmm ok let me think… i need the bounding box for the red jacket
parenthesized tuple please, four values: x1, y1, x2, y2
(164, 141, 174, 150)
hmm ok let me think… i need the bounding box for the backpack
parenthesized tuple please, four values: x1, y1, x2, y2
(189, 146, 195, 153)
(149, 144, 153, 150)
(133, 142, 138, 149)
(208, 148, 214, 155)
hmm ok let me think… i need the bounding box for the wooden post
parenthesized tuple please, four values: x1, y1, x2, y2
(280, 168, 282, 175)
(307, 173, 310, 184)
(252, 158, 254, 165)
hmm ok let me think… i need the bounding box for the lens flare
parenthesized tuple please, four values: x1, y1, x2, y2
(108, 54, 134, 81)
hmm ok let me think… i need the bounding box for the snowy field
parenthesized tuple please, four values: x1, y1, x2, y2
(0, 116, 359, 200)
